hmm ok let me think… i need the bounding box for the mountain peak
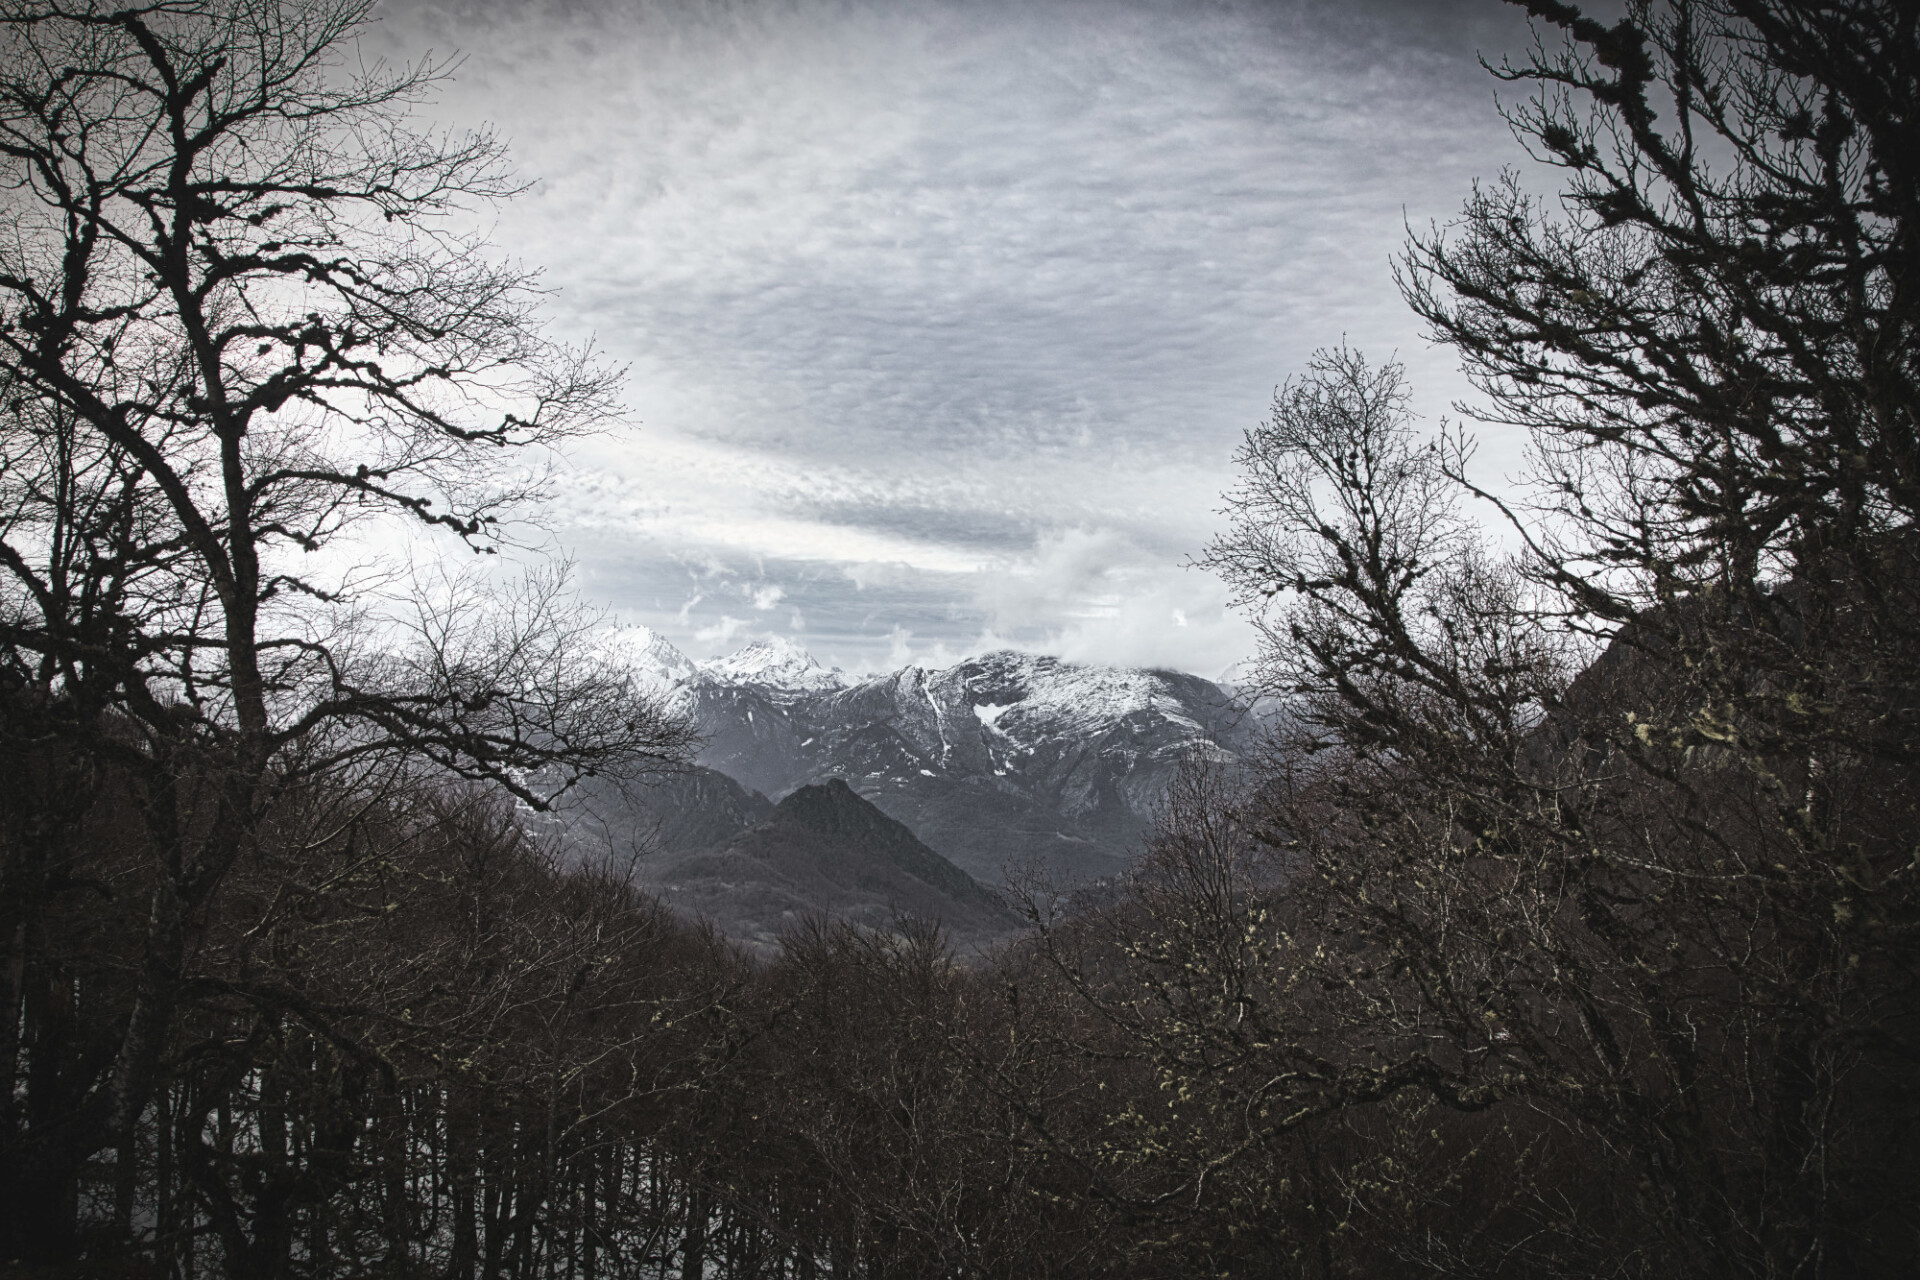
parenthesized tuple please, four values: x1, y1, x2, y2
(945, 648, 1178, 729)
(772, 779, 988, 904)
(773, 777, 906, 847)
(699, 636, 844, 692)
(596, 625, 698, 689)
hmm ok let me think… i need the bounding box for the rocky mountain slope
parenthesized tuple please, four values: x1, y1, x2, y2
(605, 631, 1252, 885)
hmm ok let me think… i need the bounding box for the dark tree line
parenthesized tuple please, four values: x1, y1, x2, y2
(4, 0, 1916, 1277)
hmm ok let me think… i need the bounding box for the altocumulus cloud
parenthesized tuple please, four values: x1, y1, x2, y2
(370, 0, 1539, 678)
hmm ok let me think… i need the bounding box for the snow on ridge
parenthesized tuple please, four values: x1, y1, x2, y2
(948, 648, 1173, 728)
(602, 632, 1215, 735)
(698, 636, 846, 692)
(595, 625, 699, 691)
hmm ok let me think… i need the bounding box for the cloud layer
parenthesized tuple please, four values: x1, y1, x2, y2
(371, 0, 1541, 677)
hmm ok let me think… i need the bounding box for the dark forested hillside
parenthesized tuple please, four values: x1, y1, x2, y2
(621, 778, 1023, 956)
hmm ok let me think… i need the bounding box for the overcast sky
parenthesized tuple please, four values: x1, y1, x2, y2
(369, 0, 1551, 680)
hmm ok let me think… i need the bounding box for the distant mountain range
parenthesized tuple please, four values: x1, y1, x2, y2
(560, 631, 1254, 948)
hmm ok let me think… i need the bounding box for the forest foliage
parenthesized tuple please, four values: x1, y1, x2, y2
(2, 0, 1916, 1277)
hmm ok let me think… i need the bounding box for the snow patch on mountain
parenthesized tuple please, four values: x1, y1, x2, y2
(972, 702, 1013, 732)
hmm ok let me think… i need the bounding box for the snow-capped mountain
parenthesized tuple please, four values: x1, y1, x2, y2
(603, 632, 1252, 885)
(594, 624, 700, 689)
(695, 636, 845, 698)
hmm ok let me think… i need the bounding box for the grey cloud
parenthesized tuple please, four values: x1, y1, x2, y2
(782, 497, 1040, 555)
(370, 0, 1546, 673)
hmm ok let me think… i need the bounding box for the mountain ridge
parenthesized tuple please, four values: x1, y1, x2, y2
(608, 630, 1254, 885)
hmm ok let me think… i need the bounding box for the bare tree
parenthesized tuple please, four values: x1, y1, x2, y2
(0, 0, 690, 1261)
(1399, 0, 1920, 763)
(1171, 2, 1920, 1272)
(1205, 345, 1571, 760)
